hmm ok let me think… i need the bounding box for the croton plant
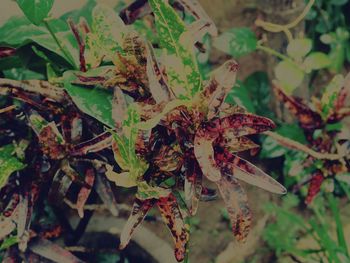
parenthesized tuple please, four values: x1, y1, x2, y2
(0, 0, 287, 261)
(272, 74, 350, 205)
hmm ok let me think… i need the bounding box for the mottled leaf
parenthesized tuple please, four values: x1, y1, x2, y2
(149, 0, 201, 97)
(157, 194, 189, 262)
(29, 238, 84, 263)
(119, 199, 156, 249)
(0, 144, 26, 190)
(217, 149, 286, 194)
(76, 168, 95, 218)
(216, 175, 251, 242)
(273, 81, 323, 129)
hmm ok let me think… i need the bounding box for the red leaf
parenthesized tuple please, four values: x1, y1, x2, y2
(157, 194, 189, 262)
(305, 171, 324, 205)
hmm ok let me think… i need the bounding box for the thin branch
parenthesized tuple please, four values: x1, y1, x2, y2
(264, 131, 347, 160)
(0, 105, 16, 114)
(255, 0, 315, 41)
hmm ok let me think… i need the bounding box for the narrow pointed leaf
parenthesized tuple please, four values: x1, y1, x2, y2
(216, 175, 251, 242)
(119, 199, 155, 249)
(157, 194, 189, 262)
(217, 149, 286, 194)
(29, 238, 84, 263)
(76, 168, 95, 218)
(201, 59, 239, 119)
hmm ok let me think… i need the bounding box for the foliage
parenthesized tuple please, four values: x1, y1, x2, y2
(263, 193, 350, 262)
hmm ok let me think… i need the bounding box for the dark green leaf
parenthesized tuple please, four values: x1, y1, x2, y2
(63, 70, 114, 127)
(225, 81, 255, 113)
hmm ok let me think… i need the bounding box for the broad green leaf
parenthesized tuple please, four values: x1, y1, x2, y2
(287, 38, 312, 59)
(0, 144, 26, 190)
(0, 16, 47, 46)
(213, 27, 257, 58)
(303, 52, 331, 72)
(16, 0, 54, 25)
(31, 31, 79, 67)
(225, 81, 255, 113)
(63, 70, 114, 127)
(0, 16, 77, 67)
(149, 0, 201, 97)
(274, 61, 304, 93)
(3, 68, 44, 80)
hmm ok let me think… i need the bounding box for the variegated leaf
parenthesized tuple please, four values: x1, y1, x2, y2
(201, 59, 238, 120)
(216, 149, 286, 194)
(76, 168, 95, 218)
(29, 238, 84, 263)
(149, 0, 201, 98)
(119, 199, 156, 249)
(157, 194, 189, 262)
(273, 81, 323, 129)
(216, 174, 251, 242)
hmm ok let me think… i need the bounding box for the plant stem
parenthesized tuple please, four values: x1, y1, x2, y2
(264, 131, 347, 160)
(257, 45, 302, 69)
(255, 0, 316, 41)
(44, 20, 77, 69)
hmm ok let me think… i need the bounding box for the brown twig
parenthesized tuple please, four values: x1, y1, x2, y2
(264, 131, 347, 160)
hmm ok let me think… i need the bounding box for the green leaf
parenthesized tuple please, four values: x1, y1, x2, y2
(149, 0, 201, 97)
(303, 52, 331, 72)
(213, 27, 257, 58)
(16, 0, 54, 26)
(225, 80, 255, 113)
(0, 236, 18, 250)
(243, 72, 272, 117)
(287, 38, 312, 59)
(330, 0, 348, 6)
(63, 70, 114, 127)
(85, 4, 128, 68)
(3, 68, 44, 80)
(274, 60, 304, 93)
(0, 16, 47, 46)
(0, 144, 26, 190)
